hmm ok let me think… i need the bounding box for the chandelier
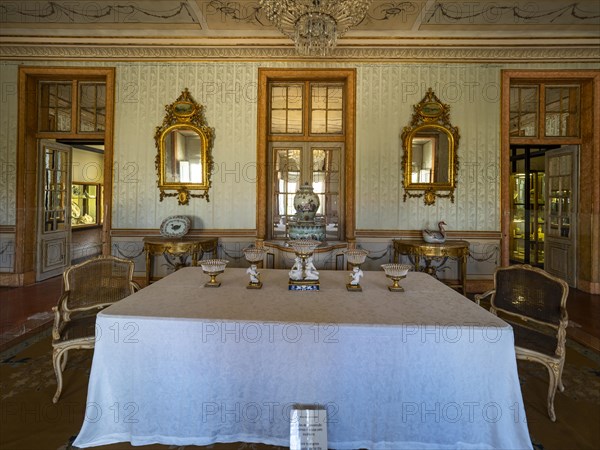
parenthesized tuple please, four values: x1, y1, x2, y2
(260, 0, 372, 56)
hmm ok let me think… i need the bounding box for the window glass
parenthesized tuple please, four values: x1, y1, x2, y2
(545, 86, 580, 137)
(79, 82, 106, 132)
(39, 82, 72, 132)
(270, 84, 303, 134)
(509, 86, 538, 137)
(311, 84, 343, 134)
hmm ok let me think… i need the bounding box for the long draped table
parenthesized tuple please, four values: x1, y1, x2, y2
(73, 268, 532, 449)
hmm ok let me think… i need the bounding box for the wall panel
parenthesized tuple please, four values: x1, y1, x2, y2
(355, 64, 502, 233)
(0, 60, 596, 278)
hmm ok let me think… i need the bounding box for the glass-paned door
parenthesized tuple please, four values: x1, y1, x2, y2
(545, 146, 578, 287)
(37, 140, 72, 281)
(270, 143, 343, 240)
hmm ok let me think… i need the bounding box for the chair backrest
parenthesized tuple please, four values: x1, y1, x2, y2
(492, 264, 568, 328)
(63, 255, 135, 311)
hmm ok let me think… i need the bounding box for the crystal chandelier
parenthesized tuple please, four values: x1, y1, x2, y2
(260, 0, 372, 56)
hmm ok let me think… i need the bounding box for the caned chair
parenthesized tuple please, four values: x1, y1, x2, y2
(52, 255, 139, 403)
(475, 264, 569, 422)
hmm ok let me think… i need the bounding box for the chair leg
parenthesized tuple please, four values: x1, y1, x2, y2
(545, 362, 560, 422)
(60, 350, 68, 371)
(557, 358, 566, 392)
(52, 347, 66, 404)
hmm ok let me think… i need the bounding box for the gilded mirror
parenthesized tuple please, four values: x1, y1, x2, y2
(401, 88, 460, 205)
(155, 88, 214, 205)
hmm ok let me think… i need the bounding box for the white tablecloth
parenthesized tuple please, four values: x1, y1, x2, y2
(73, 268, 532, 449)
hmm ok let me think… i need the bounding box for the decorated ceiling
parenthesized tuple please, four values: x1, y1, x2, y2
(1, 1, 599, 60)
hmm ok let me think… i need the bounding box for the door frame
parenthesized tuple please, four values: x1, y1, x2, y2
(15, 66, 115, 285)
(257, 68, 357, 243)
(500, 70, 600, 293)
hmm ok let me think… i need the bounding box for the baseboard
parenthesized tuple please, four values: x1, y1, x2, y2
(577, 279, 600, 295)
(0, 273, 22, 287)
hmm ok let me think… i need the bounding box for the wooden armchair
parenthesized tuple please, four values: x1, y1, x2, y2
(475, 264, 569, 422)
(52, 255, 139, 403)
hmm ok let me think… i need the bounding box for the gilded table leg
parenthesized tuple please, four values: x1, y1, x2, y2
(145, 247, 152, 286)
(461, 253, 467, 295)
(192, 245, 199, 267)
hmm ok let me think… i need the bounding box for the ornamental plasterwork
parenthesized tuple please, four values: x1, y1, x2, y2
(4, 1, 596, 28)
(1, 46, 599, 62)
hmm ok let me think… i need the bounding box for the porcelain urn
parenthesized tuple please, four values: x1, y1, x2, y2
(294, 182, 320, 222)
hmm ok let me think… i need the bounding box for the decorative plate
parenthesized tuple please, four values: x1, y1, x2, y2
(159, 215, 191, 238)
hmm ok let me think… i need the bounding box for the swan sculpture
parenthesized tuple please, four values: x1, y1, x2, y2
(422, 221, 447, 244)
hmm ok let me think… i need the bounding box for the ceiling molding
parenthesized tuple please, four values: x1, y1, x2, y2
(1, 44, 598, 63)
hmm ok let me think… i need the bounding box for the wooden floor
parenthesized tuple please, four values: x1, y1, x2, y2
(1, 275, 599, 353)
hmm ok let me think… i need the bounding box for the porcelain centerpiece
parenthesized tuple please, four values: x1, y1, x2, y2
(287, 239, 321, 290)
(294, 182, 320, 221)
(288, 219, 326, 241)
(288, 182, 326, 240)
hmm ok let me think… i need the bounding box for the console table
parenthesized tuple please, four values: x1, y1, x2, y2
(143, 237, 218, 285)
(393, 239, 469, 294)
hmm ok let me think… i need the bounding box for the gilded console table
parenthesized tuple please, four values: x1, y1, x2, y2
(143, 237, 218, 285)
(393, 239, 469, 295)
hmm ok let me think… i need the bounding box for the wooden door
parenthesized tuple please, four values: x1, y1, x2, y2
(544, 146, 578, 287)
(36, 140, 72, 281)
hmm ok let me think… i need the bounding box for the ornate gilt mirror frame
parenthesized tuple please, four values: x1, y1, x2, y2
(155, 88, 214, 205)
(401, 88, 460, 205)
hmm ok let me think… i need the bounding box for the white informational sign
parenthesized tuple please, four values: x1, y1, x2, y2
(290, 405, 328, 450)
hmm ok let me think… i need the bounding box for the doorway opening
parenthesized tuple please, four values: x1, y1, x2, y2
(501, 70, 599, 293)
(60, 140, 105, 265)
(508, 145, 579, 287)
(15, 67, 115, 286)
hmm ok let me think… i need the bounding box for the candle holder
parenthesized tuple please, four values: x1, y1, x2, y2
(243, 247, 266, 289)
(200, 259, 228, 287)
(287, 239, 321, 291)
(381, 263, 412, 292)
(344, 249, 369, 291)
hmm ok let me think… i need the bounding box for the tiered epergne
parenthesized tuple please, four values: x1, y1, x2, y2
(287, 239, 321, 290)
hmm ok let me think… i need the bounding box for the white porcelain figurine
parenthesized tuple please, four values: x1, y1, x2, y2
(422, 221, 447, 244)
(349, 266, 363, 286)
(289, 257, 304, 280)
(246, 264, 260, 284)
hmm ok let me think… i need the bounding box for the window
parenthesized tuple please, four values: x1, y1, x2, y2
(545, 86, 580, 137)
(39, 82, 72, 132)
(509, 83, 580, 139)
(257, 69, 356, 242)
(267, 80, 346, 240)
(79, 82, 106, 132)
(38, 80, 106, 135)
